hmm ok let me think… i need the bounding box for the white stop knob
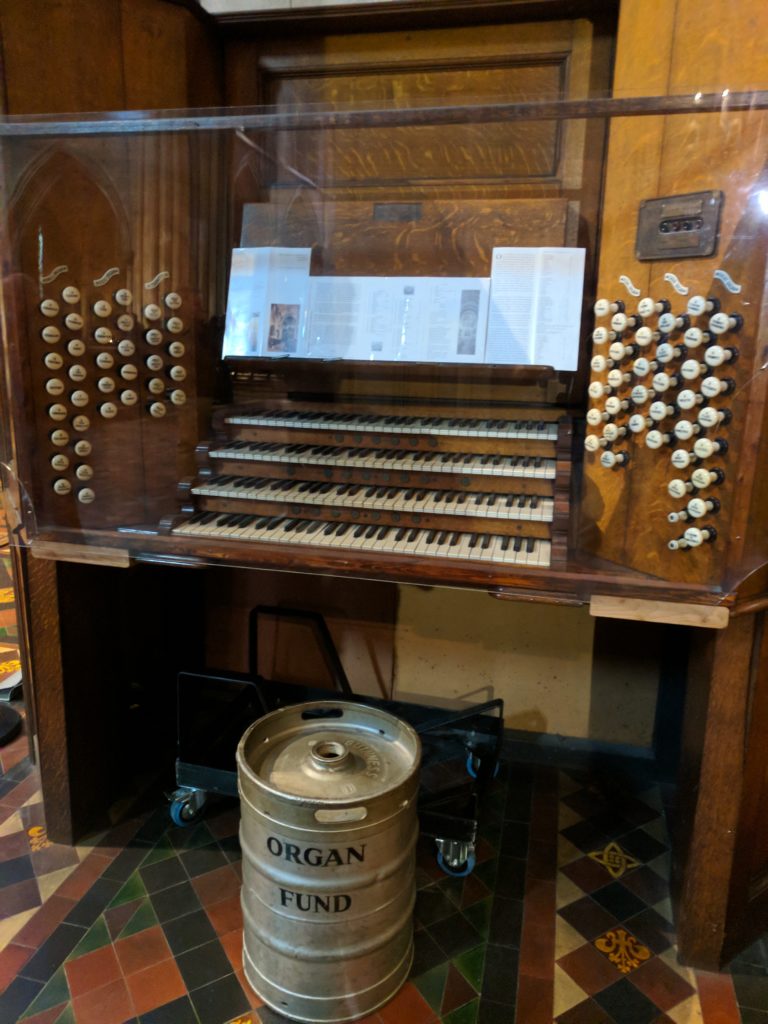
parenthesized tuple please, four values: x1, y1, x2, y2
(650, 401, 672, 422)
(586, 408, 605, 426)
(632, 358, 652, 378)
(646, 430, 667, 449)
(680, 359, 704, 381)
(631, 385, 649, 404)
(628, 414, 648, 434)
(673, 420, 697, 440)
(604, 396, 624, 416)
(584, 434, 602, 452)
(687, 295, 711, 316)
(611, 312, 628, 332)
(671, 449, 692, 469)
(658, 312, 676, 333)
(592, 327, 613, 345)
(667, 478, 689, 498)
(655, 342, 676, 364)
(687, 498, 708, 518)
(684, 327, 706, 349)
(697, 407, 723, 429)
(633, 326, 657, 348)
(691, 467, 717, 489)
(709, 312, 735, 335)
(589, 381, 609, 399)
(700, 376, 726, 399)
(676, 390, 699, 411)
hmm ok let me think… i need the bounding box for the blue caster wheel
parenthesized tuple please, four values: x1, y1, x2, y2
(169, 789, 206, 826)
(466, 751, 499, 780)
(437, 849, 476, 877)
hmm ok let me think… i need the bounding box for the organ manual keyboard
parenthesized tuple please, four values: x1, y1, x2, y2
(165, 401, 571, 575)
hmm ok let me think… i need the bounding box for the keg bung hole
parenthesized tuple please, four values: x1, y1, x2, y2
(315, 741, 344, 760)
(310, 739, 351, 770)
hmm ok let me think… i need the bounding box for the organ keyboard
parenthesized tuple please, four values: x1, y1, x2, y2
(167, 401, 572, 577)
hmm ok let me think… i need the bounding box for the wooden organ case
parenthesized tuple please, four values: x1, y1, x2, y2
(2, 0, 768, 973)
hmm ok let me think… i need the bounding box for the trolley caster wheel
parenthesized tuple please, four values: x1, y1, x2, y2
(437, 849, 476, 878)
(169, 788, 207, 827)
(466, 751, 499, 780)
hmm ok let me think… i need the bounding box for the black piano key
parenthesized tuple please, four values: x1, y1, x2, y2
(513, 536, 523, 552)
(501, 536, 511, 551)
(481, 534, 492, 549)
(526, 537, 535, 553)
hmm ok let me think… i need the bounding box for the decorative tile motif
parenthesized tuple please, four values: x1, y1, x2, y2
(593, 927, 652, 974)
(588, 841, 640, 880)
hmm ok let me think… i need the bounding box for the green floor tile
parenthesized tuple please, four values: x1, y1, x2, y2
(453, 944, 486, 992)
(442, 997, 479, 1024)
(53, 1003, 76, 1024)
(412, 961, 449, 1013)
(107, 870, 147, 908)
(66, 916, 111, 960)
(171, 822, 214, 850)
(140, 835, 177, 865)
(118, 897, 159, 938)
(21, 965, 70, 1018)
(462, 898, 492, 939)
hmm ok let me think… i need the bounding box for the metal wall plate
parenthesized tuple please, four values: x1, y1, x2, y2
(636, 190, 724, 260)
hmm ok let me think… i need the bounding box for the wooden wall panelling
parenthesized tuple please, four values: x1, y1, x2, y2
(577, 0, 675, 569)
(0, 0, 126, 114)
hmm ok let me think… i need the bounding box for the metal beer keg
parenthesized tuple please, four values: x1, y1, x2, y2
(237, 700, 421, 1023)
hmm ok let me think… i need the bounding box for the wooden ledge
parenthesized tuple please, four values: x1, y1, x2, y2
(590, 595, 729, 629)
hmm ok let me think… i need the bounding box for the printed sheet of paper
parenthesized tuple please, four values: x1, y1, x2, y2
(486, 247, 585, 370)
(306, 277, 490, 363)
(221, 247, 311, 358)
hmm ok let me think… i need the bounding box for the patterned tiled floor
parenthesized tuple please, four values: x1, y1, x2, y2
(0, 714, 764, 1024)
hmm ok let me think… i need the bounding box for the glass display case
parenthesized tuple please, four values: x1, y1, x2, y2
(1, 91, 767, 604)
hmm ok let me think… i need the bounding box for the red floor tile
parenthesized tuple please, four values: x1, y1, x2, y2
(125, 957, 186, 1017)
(0, 827, 30, 864)
(0, 875, 40, 919)
(191, 862, 241, 907)
(72, 977, 135, 1024)
(56, 852, 112, 900)
(630, 955, 696, 1011)
(114, 923, 173, 976)
(378, 982, 437, 1024)
(696, 968, 742, 1023)
(0, 941, 34, 992)
(558, 942, 625, 996)
(221, 928, 245, 971)
(517, 972, 554, 1024)
(20, 1006, 67, 1024)
(65, 944, 122, 999)
(520, 878, 556, 979)
(207, 893, 243, 936)
(12, 893, 75, 948)
(560, 857, 614, 895)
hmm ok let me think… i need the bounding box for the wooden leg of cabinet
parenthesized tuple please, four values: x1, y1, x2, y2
(673, 610, 764, 969)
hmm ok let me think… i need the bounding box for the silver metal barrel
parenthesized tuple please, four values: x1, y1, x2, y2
(237, 700, 421, 1023)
